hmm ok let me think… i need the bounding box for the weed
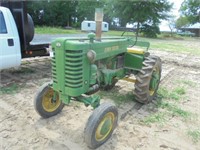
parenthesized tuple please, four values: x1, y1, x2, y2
(142, 113, 166, 125)
(0, 83, 19, 95)
(173, 87, 186, 95)
(11, 67, 35, 74)
(187, 129, 200, 143)
(158, 86, 186, 101)
(98, 90, 133, 106)
(177, 80, 197, 87)
(156, 101, 191, 119)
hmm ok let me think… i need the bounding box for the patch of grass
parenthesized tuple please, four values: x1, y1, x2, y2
(98, 90, 133, 106)
(11, 67, 35, 74)
(176, 80, 197, 87)
(35, 26, 82, 34)
(158, 86, 186, 101)
(156, 101, 191, 119)
(142, 113, 166, 125)
(149, 38, 200, 55)
(0, 83, 19, 95)
(187, 129, 200, 143)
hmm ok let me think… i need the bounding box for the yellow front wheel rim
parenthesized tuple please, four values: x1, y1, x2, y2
(95, 112, 115, 141)
(42, 88, 61, 112)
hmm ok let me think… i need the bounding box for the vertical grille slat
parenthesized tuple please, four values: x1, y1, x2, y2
(51, 52, 58, 83)
(65, 50, 83, 88)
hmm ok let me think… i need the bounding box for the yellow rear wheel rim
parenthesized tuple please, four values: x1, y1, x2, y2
(95, 112, 115, 141)
(149, 65, 160, 96)
(42, 88, 61, 112)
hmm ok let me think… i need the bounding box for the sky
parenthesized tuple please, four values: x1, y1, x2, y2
(159, 0, 184, 31)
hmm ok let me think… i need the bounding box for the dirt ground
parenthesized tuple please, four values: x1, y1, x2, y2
(1, 47, 200, 150)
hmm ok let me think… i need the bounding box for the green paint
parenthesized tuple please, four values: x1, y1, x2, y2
(100, 119, 112, 135)
(51, 34, 149, 107)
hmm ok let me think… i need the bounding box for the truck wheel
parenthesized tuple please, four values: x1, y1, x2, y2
(84, 103, 118, 149)
(34, 82, 64, 118)
(134, 55, 162, 104)
(25, 14, 34, 43)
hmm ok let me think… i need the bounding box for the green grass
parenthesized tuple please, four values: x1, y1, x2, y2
(35, 26, 82, 34)
(35, 26, 200, 55)
(0, 83, 19, 95)
(187, 129, 200, 143)
(158, 86, 186, 101)
(142, 85, 191, 125)
(176, 80, 197, 87)
(98, 89, 133, 106)
(142, 112, 166, 125)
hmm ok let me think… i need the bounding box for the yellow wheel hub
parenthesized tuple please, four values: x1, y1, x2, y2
(149, 65, 160, 96)
(95, 112, 115, 141)
(42, 88, 61, 112)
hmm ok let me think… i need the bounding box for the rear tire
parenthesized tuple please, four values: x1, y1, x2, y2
(25, 14, 34, 43)
(84, 103, 118, 149)
(34, 82, 64, 118)
(134, 55, 162, 104)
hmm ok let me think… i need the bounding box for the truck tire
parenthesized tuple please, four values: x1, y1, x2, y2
(25, 14, 34, 43)
(134, 55, 162, 104)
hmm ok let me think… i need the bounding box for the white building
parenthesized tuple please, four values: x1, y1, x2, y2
(81, 21, 109, 32)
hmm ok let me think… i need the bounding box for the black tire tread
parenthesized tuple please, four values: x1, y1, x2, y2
(84, 103, 118, 149)
(34, 82, 64, 118)
(134, 55, 162, 104)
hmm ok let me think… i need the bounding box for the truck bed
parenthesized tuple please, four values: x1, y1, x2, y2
(30, 34, 88, 45)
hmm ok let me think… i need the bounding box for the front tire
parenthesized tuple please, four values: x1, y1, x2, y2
(34, 82, 64, 118)
(84, 103, 118, 149)
(134, 55, 162, 104)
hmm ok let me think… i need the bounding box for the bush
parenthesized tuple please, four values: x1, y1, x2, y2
(140, 24, 160, 38)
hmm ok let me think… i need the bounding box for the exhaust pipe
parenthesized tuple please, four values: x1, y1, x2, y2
(95, 8, 103, 41)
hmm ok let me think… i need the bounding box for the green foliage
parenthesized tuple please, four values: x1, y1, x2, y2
(107, 0, 172, 37)
(158, 87, 186, 101)
(175, 16, 190, 29)
(187, 129, 200, 143)
(142, 113, 166, 125)
(76, 0, 104, 22)
(140, 24, 160, 38)
(108, 0, 172, 26)
(177, 80, 197, 87)
(180, 0, 200, 24)
(27, 0, 173, 33)
(0, 83, 19, 95)
(98, 90, 133, 106)
(27, 1, 77, 26)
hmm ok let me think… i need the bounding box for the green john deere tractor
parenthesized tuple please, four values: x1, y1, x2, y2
(34, 32, 161, 148)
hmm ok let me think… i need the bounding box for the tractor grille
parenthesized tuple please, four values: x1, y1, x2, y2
(52, 51, 58, 83)
(65, 50, 83, 88)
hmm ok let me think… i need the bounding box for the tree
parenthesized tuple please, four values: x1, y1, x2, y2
(76, 0, 113, 28)
(27, 1, 77, 26)
(175, 16, 190, 29)
(180, 0, 200, 24)
(168, 16, 176, 36)
(140, 23, 160, 38)
(107, 0, 173, 38)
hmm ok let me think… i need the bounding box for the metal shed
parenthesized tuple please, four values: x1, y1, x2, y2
(81, 21, 109, 32)
(181, 23, 200, 37)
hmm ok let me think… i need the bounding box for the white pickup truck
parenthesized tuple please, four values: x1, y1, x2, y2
(0, 1, 49, 70)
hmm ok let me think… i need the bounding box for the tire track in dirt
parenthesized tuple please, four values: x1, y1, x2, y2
(1, 51, 200, 150)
